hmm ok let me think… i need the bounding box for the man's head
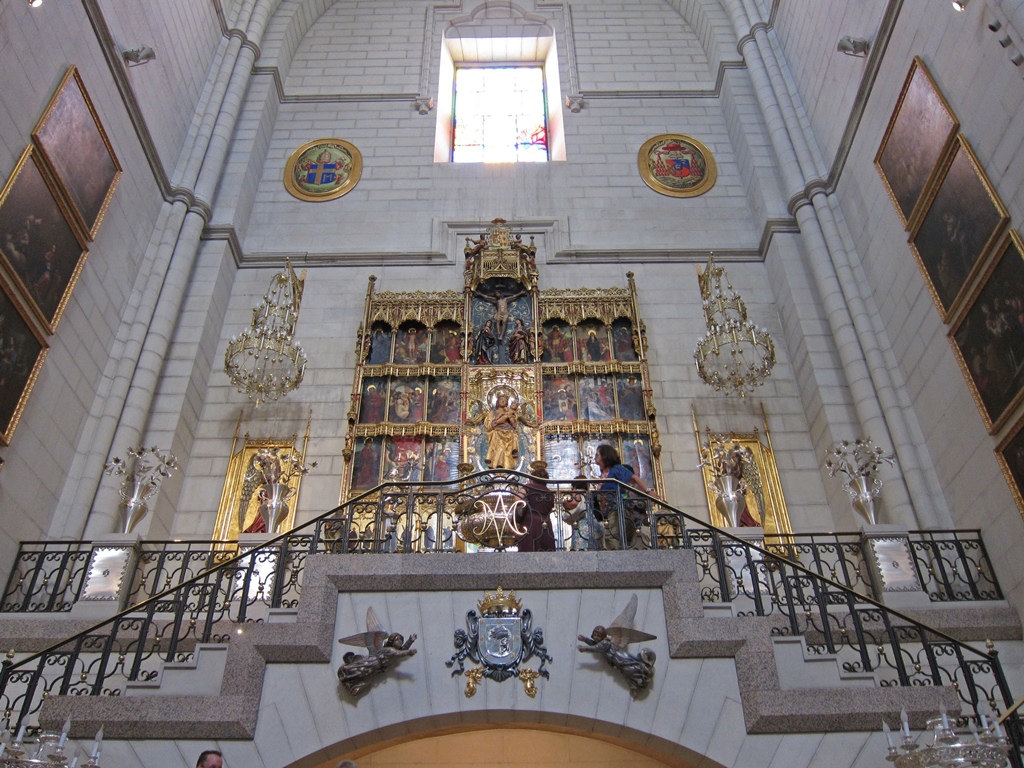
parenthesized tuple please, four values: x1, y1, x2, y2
(197, 750, 223, 768)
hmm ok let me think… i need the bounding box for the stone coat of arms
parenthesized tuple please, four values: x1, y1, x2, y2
(447, 587, 552, 697)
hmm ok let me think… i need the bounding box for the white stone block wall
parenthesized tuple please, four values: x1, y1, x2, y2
(124, 588, 883, 768)
(805, 0, 1024, 601)
(2, 0, 1023, 611)
(0, 1, 214, 550)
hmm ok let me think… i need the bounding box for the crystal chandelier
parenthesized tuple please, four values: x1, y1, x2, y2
(883, 709, 1012, 768)
(693, 253, 775, 397)
(0, 720, 103, 767)
(225, 261, 308, 407)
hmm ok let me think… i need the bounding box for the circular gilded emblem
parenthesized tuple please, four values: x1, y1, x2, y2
(637, 134, 717, 198)
(284, 138, 362, 202)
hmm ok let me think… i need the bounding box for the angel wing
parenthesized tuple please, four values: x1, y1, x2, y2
(605, 594, 657, 647)
(744, 453, 766, 524)
(237, 453, 261, 531)
(337, 606, 389, 652)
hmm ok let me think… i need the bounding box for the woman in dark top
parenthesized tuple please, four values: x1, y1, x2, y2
(595, 444, 654, 549)
(517, 467, 556, 552)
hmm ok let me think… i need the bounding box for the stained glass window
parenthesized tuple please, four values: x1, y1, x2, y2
(452, 67, 548, 163)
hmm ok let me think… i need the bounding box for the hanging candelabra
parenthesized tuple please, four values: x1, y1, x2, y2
(882, 708, 1012, 768)
(224, 260, 308, 407)
(693, 253, 775, 397)
(0, 719, 103, 768)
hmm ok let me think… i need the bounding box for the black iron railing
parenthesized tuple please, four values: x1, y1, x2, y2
(908, 529, 1003, 602)
(0, 471, 1019, 767)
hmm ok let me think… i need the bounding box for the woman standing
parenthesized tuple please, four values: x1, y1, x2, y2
(595, 444, 655, 549)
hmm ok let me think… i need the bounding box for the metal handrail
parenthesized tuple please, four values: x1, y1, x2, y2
(0, 471, 1019, 764)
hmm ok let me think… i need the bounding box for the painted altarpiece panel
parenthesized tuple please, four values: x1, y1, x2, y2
(214, 424, 310, 543)
(341, 219, 665, 517)
(693, 410, 793, 538)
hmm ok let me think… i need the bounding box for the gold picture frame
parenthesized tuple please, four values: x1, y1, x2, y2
(637, 134, 717, 198)
(284, 138, 363, 202)
(0, 270, 48, 446)
(693, 409, 792, 537)
(874, 56, 958, 229)
(996, 412, 1024, 521)
(32, 66, 122, 240)
(949, 230, 1024, 434)
(0, 145, 89, 333)
(909, 133, 1009, 322)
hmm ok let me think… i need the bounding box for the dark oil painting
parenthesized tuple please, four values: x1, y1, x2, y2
(33, 66, 121, 239)
(875, 57, 958, 228)
(0, 146, 87, 332)
(951, 232, 1024, 432)
(911, 135, 1008, 319)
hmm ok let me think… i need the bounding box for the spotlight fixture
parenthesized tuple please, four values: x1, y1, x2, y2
(27, 0, 43, 7)
(122, 45, 157, 66)
(988, 19, 1002, 31)
(951, 0, 969, 10)
(837, 36, 870, 57)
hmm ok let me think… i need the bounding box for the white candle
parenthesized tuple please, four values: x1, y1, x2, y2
(882, 721, 894, 748)
(58, 716, 71, 748)
(69, 756, 78, 768)
(940, 709, 950, 730)
(91, 727, 103, 759)
(900, 707, 911, 737)
(14, 724, 25, 743)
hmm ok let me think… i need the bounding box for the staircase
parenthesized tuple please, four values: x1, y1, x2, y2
(0, 470, 1019, 763)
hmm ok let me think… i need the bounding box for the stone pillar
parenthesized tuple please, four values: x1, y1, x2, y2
(719, 0, 950, 528)
(82, 0, 276, 537)
(722, 527, 767, 603)
(860, 524, 931, 609)
(234, 533, 280, 622)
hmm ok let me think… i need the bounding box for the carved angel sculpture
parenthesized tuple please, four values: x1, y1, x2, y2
(578, 593, 657, 699)
(337, 607, 417, 698)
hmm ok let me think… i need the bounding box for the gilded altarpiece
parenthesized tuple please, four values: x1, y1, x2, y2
(214, 415, 312, 542)
(692, 408, 792, 537)
(341, 219, 664, 504)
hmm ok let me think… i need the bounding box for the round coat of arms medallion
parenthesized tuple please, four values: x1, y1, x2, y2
(637, 134, 717, 198)
(284, 138, 362, 201)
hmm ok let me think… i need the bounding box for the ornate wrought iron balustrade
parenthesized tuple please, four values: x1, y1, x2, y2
(0, 519, 1004, 615)
(0, 472, 1019, 768)
(908, 529, 1002, 602)
(0, 542, 90, 613)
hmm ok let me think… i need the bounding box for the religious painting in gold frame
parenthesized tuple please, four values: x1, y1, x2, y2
(214, 434, 306, 543)
(32, 65, 122, 240)
(340, 219, 665, 504)
(0, 270, 48, 446)
(693, 409, 792, 537)
(0, 145, 89, 334)
(638, 134, 717, 198)
(284, 138, 363, 202)
(996, 411, 1024, 522)
(874, 56, 958, 229)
